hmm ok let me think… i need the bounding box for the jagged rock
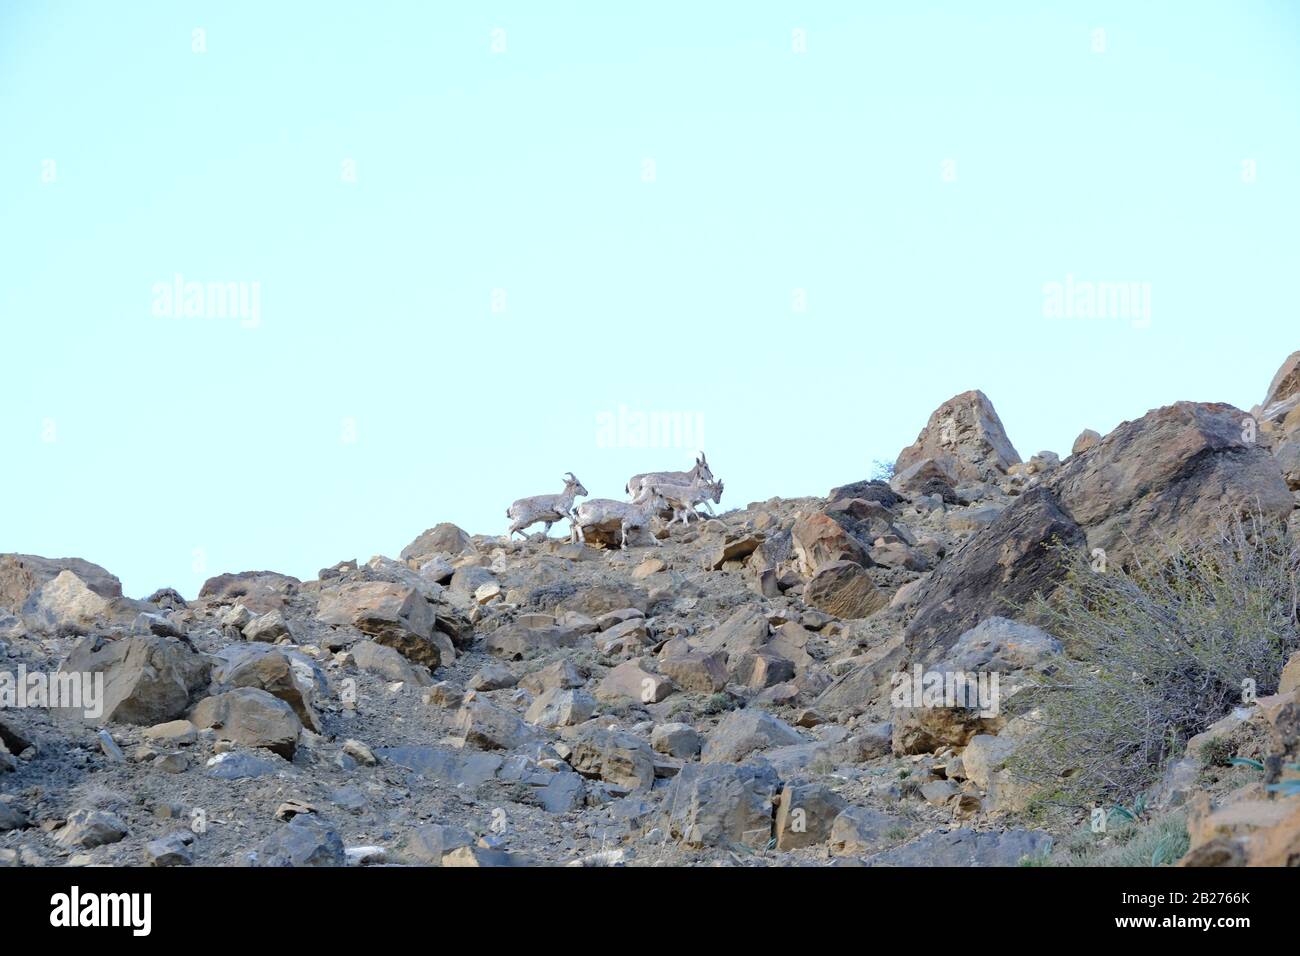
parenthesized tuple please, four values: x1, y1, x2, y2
(518, 659, 585, 695)
(56, 809, 128, 848)
(735, 649, 796, 690)
(199, 570, 300, 614)
(1051, 401, 1293, 566)
(524, 688, 596, 728)
(803, 561, 887, 620)
(556, 583, 650, 617)
(942, 617, 1062, 673)
(206, 751, 284, 780)
(659, 651, 728, 693)
(698, 606, 769, 657)
(1258, 349, 1300, 415)
(449, 565, 495, 598)
(904, 487, 1084, 666)
(485, 622, 579, 660)
(350, 640, 433, 686)
(56, 634, 211, 726)
(423, 681, 464, 707)
(468, 662, 517, 691)
(1071, 428, 1101, 456)
(214, 646, 323, 732)
(452, 697, 538, 751)
(775, 783, 847, 849)
(701, 708, 803, 763)
(191, 687, 302, 759)
(889, 457, 959, 501)
(651, 722, 703, 758)
(143, 720, 197, 746)
(791, 513, 868, 575)
(317, 582, 443, 668)
(892, 703, 1001, 756)
(0, 798, 30, 832)
(243, 609, 293, 643)
(567, 725, 656, 791)
(250, 815, 346, 867)
(145, 832, 195, 867)
(376, 746, 503, 786)
(827, 480, 903, 509)
(595, 659, 673, 703)
(0, 554, 122, 613)
(25, 570, 112, 635)
(829, 806, 907, 856)
(0, 715, 33, 756)
(399, 823, 475, 865)
(659, 762, 781, 849)
(401, 522, 474, 560)
(443, 846, 536, 867)
(701, 533, 765, 571)
(894, 389, 1022, 485)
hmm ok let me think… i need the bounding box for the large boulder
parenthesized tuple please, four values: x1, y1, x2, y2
(250, 815, 346, 867)
(894, 390, 1021, 486)
(400, 523, 474, 561)
(904, 487, 1084, 666)
(452, 697, 538, 751)
(316, 582, 443, 668)
(1049, 402, 1293, 566)
(659, 762, 782, 849)
(566, 725, 656, 791)
(55, 635, 211, 726)
(24, 570, 112, 636)
(803, 561, 887, 620)
(350, 640, 433, 686)
(199, 571, 300, 614)
(942, 617, 1062, 673)
(791, 513, 867, 575)
(1258, 350, 1300, 418)
(191, 687, 303, 759)
(211, 645, 324, 732)
(701, 709, 803, 763)
(0, 554, 121, 614)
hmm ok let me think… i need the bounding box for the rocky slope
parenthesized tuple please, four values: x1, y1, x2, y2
(3, 358, 1300, 868)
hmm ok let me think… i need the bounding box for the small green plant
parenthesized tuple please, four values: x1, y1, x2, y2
(1198, 736, 1234, 768)
(1149, 828, 1191, 866)
(701, 693, 733, 715)
(1107, 793, 1148, 826)
(1009, 514, 1300, 807)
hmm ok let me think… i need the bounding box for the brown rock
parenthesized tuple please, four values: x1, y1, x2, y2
(803, 561, 887, 620)
(316, 582, 442, 668)
(791, 513, 867, 575)
(894, 390, 1022, 485)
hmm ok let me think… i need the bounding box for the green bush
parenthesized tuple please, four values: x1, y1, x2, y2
(1009, 513, 1299, 807)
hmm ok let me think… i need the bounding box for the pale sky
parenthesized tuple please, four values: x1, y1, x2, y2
(2, 1, 1298, 597)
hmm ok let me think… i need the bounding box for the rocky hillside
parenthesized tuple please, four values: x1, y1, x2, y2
(3, 355, 1300, 867)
